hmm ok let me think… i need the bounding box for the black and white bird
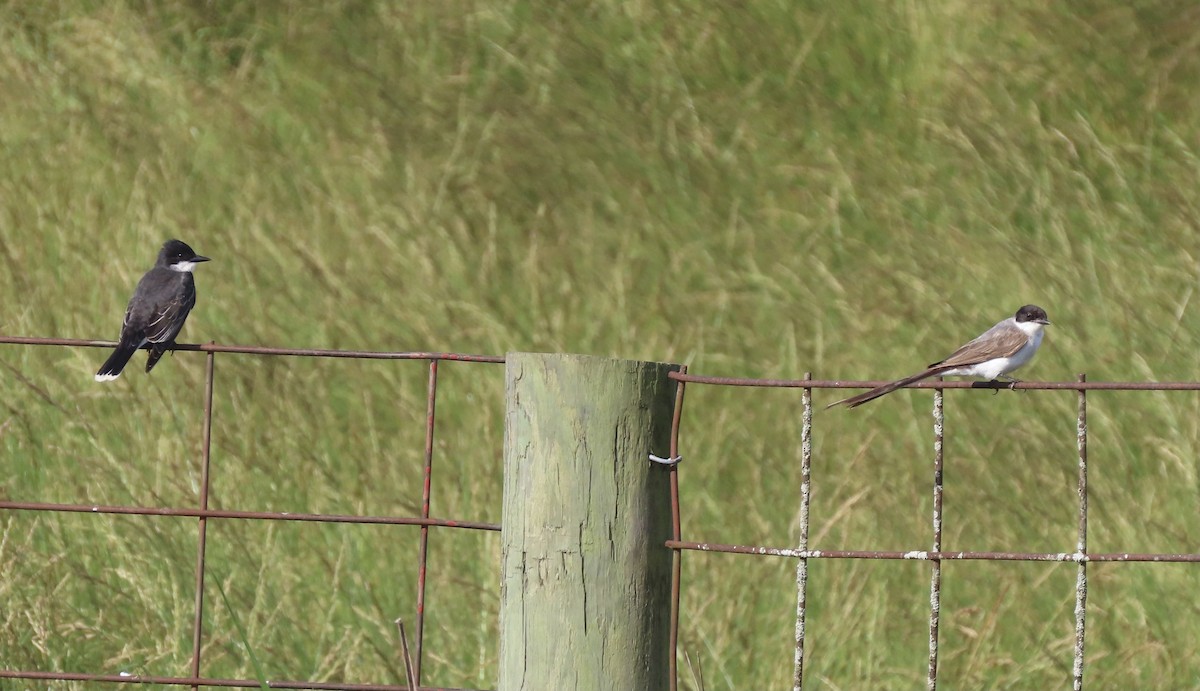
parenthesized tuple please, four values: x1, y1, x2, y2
(95, 239, 210, 382)
(829, 305, 1051, 408)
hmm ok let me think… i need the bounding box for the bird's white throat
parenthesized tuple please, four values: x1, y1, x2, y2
(169, 261, 199, 273)
(1015, 320, 1045, 337)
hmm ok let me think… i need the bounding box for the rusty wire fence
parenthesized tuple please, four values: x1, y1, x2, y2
(3, 335, 1200, 690)
(0, 335, 504, 691)
(661, 369, 1200, 691)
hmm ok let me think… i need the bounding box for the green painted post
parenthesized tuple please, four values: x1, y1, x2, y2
(499, 353, 677, 691)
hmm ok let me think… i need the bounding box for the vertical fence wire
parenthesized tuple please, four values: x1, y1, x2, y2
(927, 384, 945, 691)
(1073, 373, 1089, 690)
(792, 373, 813, 691)
(414, 359, 439, 685)
(189, 351, 216, 690)
(667, 364, 687, 691)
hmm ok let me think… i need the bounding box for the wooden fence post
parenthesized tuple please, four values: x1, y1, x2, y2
(498, 353, 677, 691)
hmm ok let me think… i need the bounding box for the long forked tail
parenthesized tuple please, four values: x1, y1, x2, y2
(95, 342, 139, 382)
(827, 365, 954, 409)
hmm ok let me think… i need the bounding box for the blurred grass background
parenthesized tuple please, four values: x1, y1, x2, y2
(2, 1, 1200, 688)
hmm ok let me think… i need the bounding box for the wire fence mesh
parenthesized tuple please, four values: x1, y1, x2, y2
(3, 335, 1200, 690)
(0, 335, 502, 691)
(663, 370, 1200, 691)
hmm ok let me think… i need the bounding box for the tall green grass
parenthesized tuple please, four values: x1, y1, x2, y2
(2, 1, 1200, 688)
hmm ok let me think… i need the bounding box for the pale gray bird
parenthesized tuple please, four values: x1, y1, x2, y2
(829, 305, 1051, 408)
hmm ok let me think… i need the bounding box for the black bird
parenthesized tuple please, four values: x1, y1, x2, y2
(95, 239, 210, 382)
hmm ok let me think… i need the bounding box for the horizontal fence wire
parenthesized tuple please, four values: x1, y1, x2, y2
(0, 335, 505, 363)
(0, 335, 501, 691)
(663, 541, 1200, 562)
(663, 368, 1200, 691)
(669, 371, 1200, 390)
(6, 334, 1200, 690)
(0, 502, 501, 530)
(0, 669, 480, 690)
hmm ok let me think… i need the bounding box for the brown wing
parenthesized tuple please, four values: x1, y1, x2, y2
(931, 321, 1027, 368)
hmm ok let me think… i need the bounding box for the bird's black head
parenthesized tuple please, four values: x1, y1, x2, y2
(1015, 304, 1050, 325)
(157, 239, 211, 272)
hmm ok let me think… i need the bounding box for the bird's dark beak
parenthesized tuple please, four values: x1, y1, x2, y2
(192, 255, 211, 263)
(1037, 319, 1050, 325)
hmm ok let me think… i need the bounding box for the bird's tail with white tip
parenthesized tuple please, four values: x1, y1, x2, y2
(95, 342, 138, 382)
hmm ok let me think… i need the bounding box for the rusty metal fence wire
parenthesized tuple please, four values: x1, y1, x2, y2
(4, 336, 1200, 690)
(0, 336, 504, 691)
(662, 369, 1200, 691)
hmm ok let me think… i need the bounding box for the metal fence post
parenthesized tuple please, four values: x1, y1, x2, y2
(498, 353, 677, 691)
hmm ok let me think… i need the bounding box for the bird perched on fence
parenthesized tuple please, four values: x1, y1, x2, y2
(95, 239, 211, 382)
(828, 304, 1051, 408)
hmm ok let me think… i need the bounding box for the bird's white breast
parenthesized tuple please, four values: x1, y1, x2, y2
(945, 321, 1045, 380)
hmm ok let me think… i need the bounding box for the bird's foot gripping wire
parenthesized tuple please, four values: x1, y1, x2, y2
(992, 375, 1023, 394)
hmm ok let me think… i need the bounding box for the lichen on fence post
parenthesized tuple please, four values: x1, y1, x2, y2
(499, 353, 678, 691)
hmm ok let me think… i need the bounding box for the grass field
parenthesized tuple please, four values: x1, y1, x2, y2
(3, 1, 1200, 689)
